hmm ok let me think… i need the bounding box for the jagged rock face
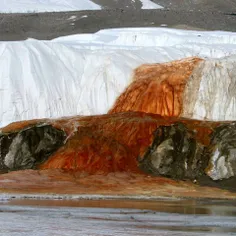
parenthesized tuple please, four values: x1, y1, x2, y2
(139, 123, 206, 180)
(206, 123, 236, 180)
(109, 56, 236, 121)
(1, 112, 236, 182)
(35, 113, 236, 181)
(0, 113, 217, 178)
(0, 125, 66, 172)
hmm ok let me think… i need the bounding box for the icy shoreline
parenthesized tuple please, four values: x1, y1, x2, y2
(0, 193, 176, 202)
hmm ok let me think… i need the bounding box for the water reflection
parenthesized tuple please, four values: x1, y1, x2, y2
(4, 198, 236, 216)
(1, 198, 236, 235)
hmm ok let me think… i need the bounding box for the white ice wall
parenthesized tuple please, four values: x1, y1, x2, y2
(182, 55, 236, 121)
(1, 28, 236, 127)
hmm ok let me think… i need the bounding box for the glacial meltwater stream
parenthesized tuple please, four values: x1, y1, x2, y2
(0, 198, 236, 235)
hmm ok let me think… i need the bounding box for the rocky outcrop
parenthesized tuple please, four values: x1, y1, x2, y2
(0, 124, 66, 172)
(205, 123, 236, 180)
(109, 56, 236, 121)
(138, 123, 206, 180)
(1, 56, 236, 188)
(41, 112, 213, 178)
(2, 112, 236, 182)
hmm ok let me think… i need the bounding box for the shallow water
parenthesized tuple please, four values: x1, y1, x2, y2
(1, 198, 236, 235)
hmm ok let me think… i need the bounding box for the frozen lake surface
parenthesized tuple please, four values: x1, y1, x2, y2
(0, 198, 236, 235)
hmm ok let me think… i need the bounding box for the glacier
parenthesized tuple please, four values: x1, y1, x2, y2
(0, 28, 236, 127)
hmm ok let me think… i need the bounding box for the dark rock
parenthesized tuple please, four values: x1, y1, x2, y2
(0, 125, 66, 172)
(138, 123, 206, 180)
(139, 121, 236, 181)
(206, 123, 236, 180)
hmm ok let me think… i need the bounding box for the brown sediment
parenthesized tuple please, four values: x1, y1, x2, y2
(0, 119, 48, 133)
(40, 112, 214, 174)
(109, 57, 203, 117)
(1, 169, 236, 200)
(1, 113, 236, 197)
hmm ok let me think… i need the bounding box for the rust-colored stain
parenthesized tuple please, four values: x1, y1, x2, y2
(0, 112, 220, 174)
(109, 57, 203, 116)
(1, 169, 236, 200)
(1, 57, 235, 199)
(1, 111, 225, 174)
(1, 119, 48, 133)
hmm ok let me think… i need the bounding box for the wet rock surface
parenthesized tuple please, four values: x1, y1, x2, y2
(206, 123, 236, 180)
(0, 125, 66, 172)
(1, 113, 236, 196)
(1, 112, 236, 184)
(139, 123, 206, 180)
(140, 121, 236, 182)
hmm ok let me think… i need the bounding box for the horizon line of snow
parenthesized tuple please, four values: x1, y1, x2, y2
(0, 0, 163, 13)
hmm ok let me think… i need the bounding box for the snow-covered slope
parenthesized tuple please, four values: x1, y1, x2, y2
(140, 0, 163, 9)
(0, 28, 236, 127)
(0, 0, 162, 13)
(53, 28, 236, 55)
(0, 0, 101, 13)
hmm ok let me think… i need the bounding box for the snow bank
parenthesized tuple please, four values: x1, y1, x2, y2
(0, 41, 161, 127)
(0, 0, 162, 13)
(0, 28, 236, 127)
(53, 28, 236, 51)
(140, 0, 163, 9)
(0, 0, 101, 13)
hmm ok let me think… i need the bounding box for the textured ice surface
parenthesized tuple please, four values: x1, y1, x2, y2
(1, 28, 236, 127)
(182, 55, 236, 120)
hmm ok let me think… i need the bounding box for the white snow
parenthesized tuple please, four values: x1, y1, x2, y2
(206, 148, 232, 180)
(0, 0, 101, 13)
(0, 0, 163, 13)
(182, 55, 236, 121)
(1, 28, 236, 127)
(53, 28, 236, 53)
(140, 0, 163, 9)
(67, 16, 77, 21)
